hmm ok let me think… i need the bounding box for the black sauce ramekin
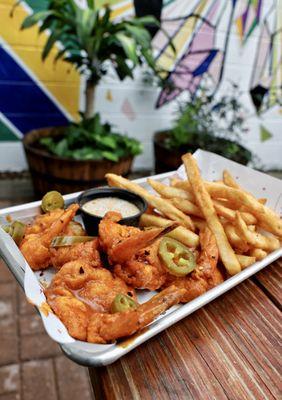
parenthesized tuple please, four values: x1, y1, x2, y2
(77, 187, 148, 236)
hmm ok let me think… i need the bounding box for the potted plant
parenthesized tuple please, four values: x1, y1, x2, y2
(17, 0, 158, 194)
(154, 84, 253, 173)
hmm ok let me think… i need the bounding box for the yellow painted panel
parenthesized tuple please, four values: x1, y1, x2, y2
(157, 17, 196, 73)
(111, 2, 133, 19)
(0, 1, 80, 119)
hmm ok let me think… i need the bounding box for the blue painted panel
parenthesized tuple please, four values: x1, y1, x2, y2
(0, 47, 69, 133)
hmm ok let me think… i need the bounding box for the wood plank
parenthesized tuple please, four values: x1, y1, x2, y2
(253, 259, 282, 308)
(89, 279, 282, 400)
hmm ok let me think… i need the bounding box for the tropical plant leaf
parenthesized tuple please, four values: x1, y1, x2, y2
(116, 33, 138, 65)
(16, 0, 158, 119)
(42, 29, 61, 60)
(21, 10, 54, 29)
(125, 24, 151, 48)
(133, 16, 159, 26)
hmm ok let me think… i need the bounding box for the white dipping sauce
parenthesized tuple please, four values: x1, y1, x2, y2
(82, 197, 140, 218)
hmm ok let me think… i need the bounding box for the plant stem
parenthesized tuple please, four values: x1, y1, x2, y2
(85, 79, 96, 119)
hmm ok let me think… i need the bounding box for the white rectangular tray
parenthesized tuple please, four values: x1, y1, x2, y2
(0, 150, 281, 366)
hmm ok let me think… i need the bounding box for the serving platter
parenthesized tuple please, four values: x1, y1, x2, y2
(0, 150, 281, 367)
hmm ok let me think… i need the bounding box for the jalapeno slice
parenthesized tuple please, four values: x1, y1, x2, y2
(1, 221, 26, 245)
(111, 294, 138, 314)
(51, 236, 94, 247)
(11, 221, 26, 245)
(41, 191, 64, 213)
(158, 237, 196, 277)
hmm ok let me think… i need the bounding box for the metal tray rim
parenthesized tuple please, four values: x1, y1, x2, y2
(0, 172, 281, 367)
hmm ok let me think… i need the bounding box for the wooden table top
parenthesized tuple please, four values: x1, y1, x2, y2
(89, 259, 282, 400)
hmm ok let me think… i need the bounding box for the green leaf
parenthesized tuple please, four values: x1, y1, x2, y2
(95, 135, 117, 149)
(53, 138, 69, 157)
(133, 16, 159, 26)
(21, 11, 54, 29)
(115, 55, 133, 80)
(86, 0, 94, 9)
(116, 33, 138, 65)
(71, 147, 103, 160)
(260, 125, 272, 142)
(125, 24, 151, 48)
(42, 29, 61, 61)
(101, 151, 119, 162)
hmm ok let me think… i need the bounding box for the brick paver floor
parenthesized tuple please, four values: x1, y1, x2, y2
(0, 179, 94, 400)
(0, 256, 94, 400)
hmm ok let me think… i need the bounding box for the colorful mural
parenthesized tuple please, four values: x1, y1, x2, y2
(0, 0, 281, 171)
(250, 1, 282, 113)
(154, 0, 236, 107)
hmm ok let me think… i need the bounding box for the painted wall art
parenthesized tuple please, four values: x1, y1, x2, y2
(0, 0, 281, 170)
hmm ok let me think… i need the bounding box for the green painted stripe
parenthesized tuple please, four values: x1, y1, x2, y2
(0, 120, 20, 141)
(24, 0, 49, 12)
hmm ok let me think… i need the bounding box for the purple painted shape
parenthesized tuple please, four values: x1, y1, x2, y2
(242, 7, 249, 32)
(257, 0, 262, 20)
(208, 51, 223, 82)
(190, 22, 214, 52)
(206, 0, 220, 21)
(173, 52, 209, 87)
(157, 87, 181, 107)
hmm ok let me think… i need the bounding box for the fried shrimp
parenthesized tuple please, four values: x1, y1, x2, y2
(99, 212, 178, 290)
(164, 228, 224, 302)
(25, 209, 65, 235)
(20, 204, 79, 270)
(87, 285, 185, 343)
(50, 239, 102, 270)
(45, 260, 184, 343)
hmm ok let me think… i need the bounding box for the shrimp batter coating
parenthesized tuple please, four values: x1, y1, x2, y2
(20, 204, 79, 270)
(45, 260, 184, 343)
(25, 209, 65, 235)
(114, 239, 167, 290)
(99, 211, 177, 290)
(50, 239, 102, 270)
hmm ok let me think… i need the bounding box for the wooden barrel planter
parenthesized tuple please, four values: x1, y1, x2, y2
(23, 127, 133, 196)
(154, 131, 252, 174)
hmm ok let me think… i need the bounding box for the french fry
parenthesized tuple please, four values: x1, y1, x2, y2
(182, 154, 241, 275)
(235, 212, 280, 251)
(172, 180, 192, 192)
(223, 170, 240, 189)
(140, 214, 199, 248)
(192, 217, 207, 231)
(249, 248, 268, 261)
(106, 174, 195, 231)
(170, 197, 203, 218)
(223, 223, 250, 253)
(205, 182, 282, 238)
(147, 179, 195, 202)
(213, 200, 257, 225)
(248, 225, 256, 232)
(236, 254, 256, 269)
(258, 198, 267, 205)
(170, 178, 182, 187)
